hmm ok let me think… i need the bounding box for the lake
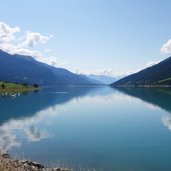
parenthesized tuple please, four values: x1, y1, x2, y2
(1, 86, 171, 171)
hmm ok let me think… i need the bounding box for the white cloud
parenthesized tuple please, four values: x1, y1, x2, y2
(0, 43, 65, 67)
(75, 68, 135, 78)
(161, 39, 171, 54)
(44, 48, 51, 52)
(37, 55, 67, 67)
(0, 21, 66, 68)
(146, 60, 161, 67)
(75, 59, 162, 79)
(0, 22, 20, 43)
(21, 31, 52, 47)
(0, 43, 42, 58)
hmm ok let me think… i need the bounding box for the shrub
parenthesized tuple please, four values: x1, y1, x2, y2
(33, 84, 39, 88)
(23, 83, 28, 88)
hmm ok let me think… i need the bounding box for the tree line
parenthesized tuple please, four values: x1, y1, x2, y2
(0, 81, 39, 89)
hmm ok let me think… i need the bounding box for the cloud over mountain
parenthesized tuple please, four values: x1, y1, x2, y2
(0, 22, 20, 43)
(0, 21, 65, 67)
(161, 39, 171, 54)
(22, 31, 53, 47)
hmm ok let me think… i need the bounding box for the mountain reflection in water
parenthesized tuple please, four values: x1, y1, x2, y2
(115, 87, 171, 133)
(0, 86, 111, 153)
(0, 86, 171, 170)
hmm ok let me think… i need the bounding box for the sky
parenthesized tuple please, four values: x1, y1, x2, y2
(0, 0, 171, 77)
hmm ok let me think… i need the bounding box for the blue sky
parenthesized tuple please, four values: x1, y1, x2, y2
(0, 0, 171, 77)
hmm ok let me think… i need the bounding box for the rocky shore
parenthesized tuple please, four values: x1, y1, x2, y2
(0, 154, 69, 171)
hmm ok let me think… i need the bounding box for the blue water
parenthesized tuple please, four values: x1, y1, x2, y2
(1, 86, 171, 171)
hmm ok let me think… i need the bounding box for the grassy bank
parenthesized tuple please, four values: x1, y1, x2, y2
(0, 81, 40, 93)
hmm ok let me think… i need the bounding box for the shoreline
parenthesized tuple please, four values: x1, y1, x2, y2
(0, 86, 41, 95)
(0, 153, 68, 171)
(0, 87, 40, 94)
(111, 85, 171, 88)
(0, 81, 40, 94)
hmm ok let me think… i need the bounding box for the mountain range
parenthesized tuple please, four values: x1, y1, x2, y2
(0, 50, 95, 86)
(87, 74, 116, 84)
(111, 56, 171, 86)
(2, 49, 171, 87)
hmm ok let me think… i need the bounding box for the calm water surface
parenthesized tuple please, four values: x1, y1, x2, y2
(1, 86, 171, 171)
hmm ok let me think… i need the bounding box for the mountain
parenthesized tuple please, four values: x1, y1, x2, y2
(0, 50, 94, 86)
(111, 57, 171, 86)
(87, 74, 116, 84)
(79, 74, 104, 84)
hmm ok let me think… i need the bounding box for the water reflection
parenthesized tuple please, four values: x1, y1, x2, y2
(161, 115, 171, 131)
(0, 109, 52, 153)
(0, 87, 102, 122)
(1, 86, 171, 170)
(114, 87, 171, 133)
(114, 87, 171, 113)
(0, 86, 111, 153)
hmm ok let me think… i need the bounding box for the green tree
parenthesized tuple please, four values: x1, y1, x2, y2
(1, 83, 5, 89)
